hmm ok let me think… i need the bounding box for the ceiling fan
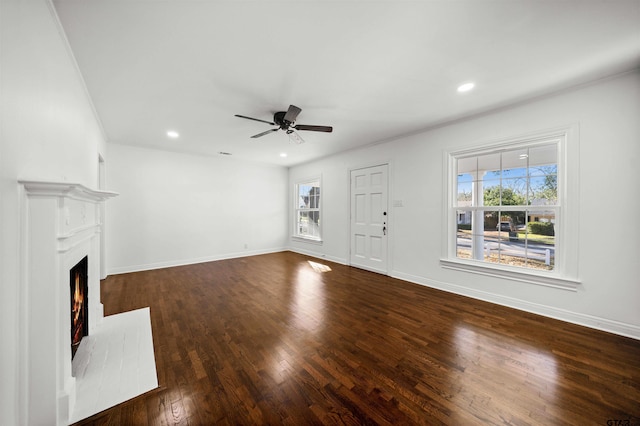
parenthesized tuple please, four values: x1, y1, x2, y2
(235, 104, 332, 144)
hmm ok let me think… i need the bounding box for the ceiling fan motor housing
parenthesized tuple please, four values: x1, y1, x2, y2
(273, 111, 291, 130)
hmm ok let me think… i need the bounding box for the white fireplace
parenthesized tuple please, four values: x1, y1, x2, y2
(19, 181, 117, 425)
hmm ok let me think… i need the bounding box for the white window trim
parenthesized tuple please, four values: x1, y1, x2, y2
(293, 176, 322, 242)
(441, 125, 581, 291)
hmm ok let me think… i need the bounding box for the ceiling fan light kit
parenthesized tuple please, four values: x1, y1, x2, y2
(235, 104, 332, 144)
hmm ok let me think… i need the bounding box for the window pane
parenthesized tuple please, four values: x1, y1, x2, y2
(477, 153, 501, 174)
(308, 211, 320, 238)
(297, 211, 309, 235)
(456, 210, 472, 227)
(457, 174, 473, 206)
(298, 184, 309, 198)
(495, 211, 525, 266)
(456, 212, 472, 260)
(502, 148, 529, 175)
(501, 179, 527, 206)
(496, 211, 524, 234)
(458, 157, 478, 181)
(483, 179, 501, 206)
(525, 211, 555, 270)
(482, 211, 500, 262)
(298, 186, 308, 207)
(479, 211, 498, 234)
(528, 144, 557, 174)
(529, 174, 557, 205)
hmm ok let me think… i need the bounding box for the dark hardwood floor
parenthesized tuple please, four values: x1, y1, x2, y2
(74, 251, 640, 425)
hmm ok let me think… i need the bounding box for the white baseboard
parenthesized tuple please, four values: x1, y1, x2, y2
(391, 270, 640, 340)
(107, 247, 288, 275)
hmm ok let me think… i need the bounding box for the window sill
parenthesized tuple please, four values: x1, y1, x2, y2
(440, 258, 580, 291)
(292, 236, 323, 245)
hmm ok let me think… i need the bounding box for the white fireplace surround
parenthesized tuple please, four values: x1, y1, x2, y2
(19, 180, 117, 425)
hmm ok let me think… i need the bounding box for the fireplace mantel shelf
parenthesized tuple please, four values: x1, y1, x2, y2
(19, 180, 118, 201)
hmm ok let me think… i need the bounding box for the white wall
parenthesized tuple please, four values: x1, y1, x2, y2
(0, 1, 107, 423)
(106, 143, 289, 273)
(290, 71, 640, 339)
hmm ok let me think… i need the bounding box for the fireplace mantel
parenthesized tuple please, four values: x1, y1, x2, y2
(18, 180, 118, 425)
(20, 180, 118, 201)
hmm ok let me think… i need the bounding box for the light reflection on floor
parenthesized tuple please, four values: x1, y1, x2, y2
(289, 261, 328, 333)
(267, 261, 331, 381)
(452, 324, 558, 419)
(308, 260, 332, 273)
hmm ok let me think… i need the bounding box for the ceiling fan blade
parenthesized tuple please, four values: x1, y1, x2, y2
(251, 128, 279, 138)
(283, 105, 302, 123)
(287, 130, 305, 145)
(235, 114, 275, 125)
(293, 124, 333, 133)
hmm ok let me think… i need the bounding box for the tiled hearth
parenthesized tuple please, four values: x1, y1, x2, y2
(18, 181, 157, 425)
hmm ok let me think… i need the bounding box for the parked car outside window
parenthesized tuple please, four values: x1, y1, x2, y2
(497, 222, 514, 232)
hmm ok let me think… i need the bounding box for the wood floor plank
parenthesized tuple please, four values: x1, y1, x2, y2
(72, 251, 640, 425)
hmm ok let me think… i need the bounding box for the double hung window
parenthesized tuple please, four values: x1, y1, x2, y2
(294, 179, 321, 240)
(443, 128, 579, 289)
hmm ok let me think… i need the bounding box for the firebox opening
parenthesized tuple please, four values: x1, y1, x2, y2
(70, 256, 88, 359)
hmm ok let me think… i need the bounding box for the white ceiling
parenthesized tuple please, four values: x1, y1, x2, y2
(53, 0, 640, 167)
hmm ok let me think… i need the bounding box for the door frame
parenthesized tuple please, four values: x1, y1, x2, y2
(348, 161, 392, 275)
(98, 154, 107, 279)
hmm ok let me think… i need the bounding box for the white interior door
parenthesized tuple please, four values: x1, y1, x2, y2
(350, 164, 388, 273)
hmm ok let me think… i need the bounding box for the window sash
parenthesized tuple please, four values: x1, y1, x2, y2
(454, 207, 557, 271)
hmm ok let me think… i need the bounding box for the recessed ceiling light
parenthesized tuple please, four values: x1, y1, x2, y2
(167, 130, 179, 138)
(457, 82, 475, 93)
(280, 153, 288, 158)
